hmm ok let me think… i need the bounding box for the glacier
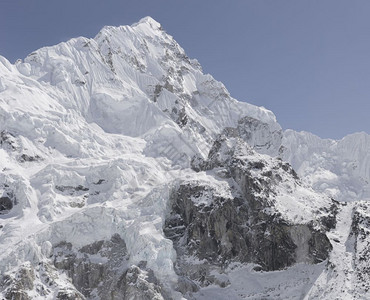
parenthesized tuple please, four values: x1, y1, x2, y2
(0, 16, 369, 299)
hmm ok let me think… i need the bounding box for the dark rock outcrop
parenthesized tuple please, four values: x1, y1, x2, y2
(350, 202, 370, 298)
(53, 234, 128, 298)
(19, 154, 42, 163)
(165, 183, 332, 272)
(0, 196, 13, 212)
(0, 186, 16, 214)
(237, 116, 282, 154)
(118, 264, 170, 300)
(2, 265, 35, 300)
(56, 289, 85, 300)
(0, 130, 18, 151)
(52, 234, 170, 300)
(166, 132, 334, 291)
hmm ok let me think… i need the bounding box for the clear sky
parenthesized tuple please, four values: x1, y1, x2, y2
(1, 0, 369, 139)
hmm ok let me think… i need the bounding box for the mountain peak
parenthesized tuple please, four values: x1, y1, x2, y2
(134, 16, 162, 29)
(1, 16, 370, 300)
(95, 16, 163, 42)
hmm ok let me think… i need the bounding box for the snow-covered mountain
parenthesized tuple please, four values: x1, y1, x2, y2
(0, 17, 369, 299)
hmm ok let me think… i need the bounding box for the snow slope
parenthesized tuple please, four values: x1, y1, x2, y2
(281, 130, 370, 203)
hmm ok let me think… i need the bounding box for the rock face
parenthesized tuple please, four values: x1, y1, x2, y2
(52, 234, 169, 300)
(165, 131, 335, 292)
(53, 234, 127, 298)
(236, 116, 283, 156)
(1, 235, 169, 300)
(350, 202, 370, 298)
(122, 264, 170, 300)
(0, 130, 18, 151)
(2, 265, 35, 300)
(0, 196, 13, 212)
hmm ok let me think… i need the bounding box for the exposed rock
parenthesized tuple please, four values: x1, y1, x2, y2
(5, 289, 30, 300)
(153, 84, 163, 102)
(236, 116, 283, 156)
(54, 185, 89, 208)
(55, 185, 89, 194)
(165, 183, 331, 272)
(16, 267, 35, 291)
(166, 133, 334, 291)
(118, 264, 169, 300)
(0, 196, 13, 212)
(176, 276, 199, 295)
(3, 264, 35, 300)
(19, 154, 42, 163)
(73, 79, 86, 86)
(319, 199, 339, 231)
(174, 107, 188, 128)
(52, 234, 171, 299)
(56, 289, 85, 300)
(93, 179, 105, 185)
(0, 130, 18, 151)
(53, 234, 127, 298)
(350, 201, 370, 298)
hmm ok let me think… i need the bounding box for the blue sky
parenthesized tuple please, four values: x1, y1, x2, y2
(1, 0, 369, 139)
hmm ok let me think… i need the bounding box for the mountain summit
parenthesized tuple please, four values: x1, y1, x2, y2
(0, 17, 370, 299)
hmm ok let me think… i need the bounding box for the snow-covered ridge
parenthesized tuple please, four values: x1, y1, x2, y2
(281, 130, 370, 203)
(3, 16, 279, 155)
